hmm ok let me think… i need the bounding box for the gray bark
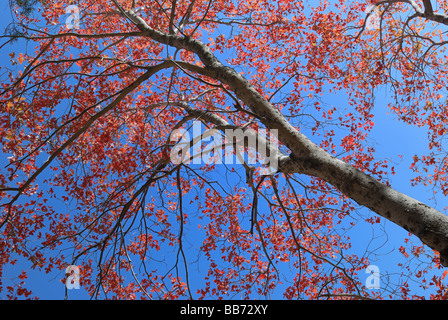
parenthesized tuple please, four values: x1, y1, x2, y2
(117, 6, 448, 266)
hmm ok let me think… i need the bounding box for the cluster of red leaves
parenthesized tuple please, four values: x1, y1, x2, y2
(0, 0, 448, 300)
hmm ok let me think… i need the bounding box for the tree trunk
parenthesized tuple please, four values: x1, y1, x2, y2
(120, 6, 448, 266)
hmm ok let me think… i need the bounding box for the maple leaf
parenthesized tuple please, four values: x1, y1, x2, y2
(17, 53, 25, 64)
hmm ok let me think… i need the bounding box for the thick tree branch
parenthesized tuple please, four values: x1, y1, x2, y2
(422, 0, 434, 14)
(114, 6, 448, 266)
(374, 0, 448, 25)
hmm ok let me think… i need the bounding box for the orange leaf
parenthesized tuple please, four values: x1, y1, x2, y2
(17, 53, 25, 65)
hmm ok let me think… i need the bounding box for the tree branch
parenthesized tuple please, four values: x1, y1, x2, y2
(114, 8, 448, 266)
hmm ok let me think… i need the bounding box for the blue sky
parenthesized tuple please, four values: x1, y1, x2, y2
(0, 1, 446, 300)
